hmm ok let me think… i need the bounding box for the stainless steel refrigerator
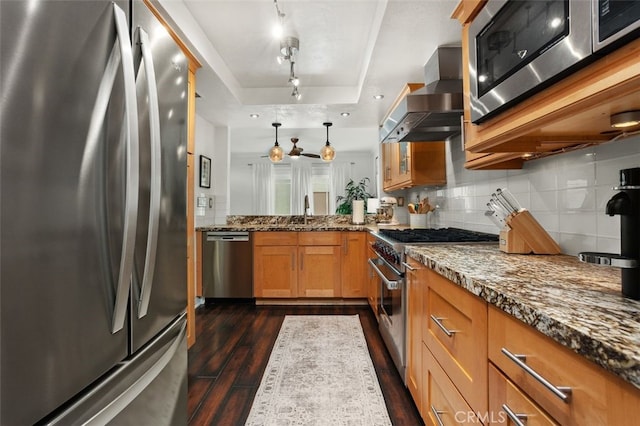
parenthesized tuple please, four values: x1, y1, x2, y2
(1, 1, 188, 424)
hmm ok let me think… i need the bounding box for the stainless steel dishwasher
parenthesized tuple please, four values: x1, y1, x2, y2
(202, 231, 253, 300)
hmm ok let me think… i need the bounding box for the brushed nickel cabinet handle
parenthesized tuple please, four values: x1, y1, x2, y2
(501, 404, 527, 426)
(501, 347, 572, 403)
(402, 261, 416, 271)
(430, 315, 457, 337)
(430, 405, 445, 426)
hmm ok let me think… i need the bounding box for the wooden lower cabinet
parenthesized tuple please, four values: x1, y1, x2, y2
(423, 345, 480, 425)
(423, 269, 488, 414)
(254, 232, 299, 298)
(253, 231, 368, 299)
(366, 235, 379, 314)
(488, 305, 640, 425)
(253, 245, 298, 298)
(298, 245, 341, 297)
(489, 364, 557, 426)
(341, 232, 367, 298)
(405, 256, 424, 414)
(404, 262, 640, 426)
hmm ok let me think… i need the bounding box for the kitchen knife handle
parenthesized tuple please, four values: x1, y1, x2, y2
(136, 27, 162, 319)
(501, 347, 572, 403)
(112, 3, 140, 334)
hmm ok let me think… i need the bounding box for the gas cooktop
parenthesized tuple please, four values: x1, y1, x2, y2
(378, 227, 498, 243)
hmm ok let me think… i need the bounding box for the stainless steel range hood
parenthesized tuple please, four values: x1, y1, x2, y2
(380, 46, 463, 143)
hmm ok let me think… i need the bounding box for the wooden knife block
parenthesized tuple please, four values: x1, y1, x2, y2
(499, 210, 561, 255)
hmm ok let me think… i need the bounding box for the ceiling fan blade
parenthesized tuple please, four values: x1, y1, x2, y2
(302, 153, 321, 158)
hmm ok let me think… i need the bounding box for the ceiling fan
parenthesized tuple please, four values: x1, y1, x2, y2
(287, 137, 320, 159)
(265, 122, 321, 162)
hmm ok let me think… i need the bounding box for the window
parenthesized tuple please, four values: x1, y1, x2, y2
(271, 163, 331, 215)
(273, 165, 291, 215)
(311, 164, 330, 215)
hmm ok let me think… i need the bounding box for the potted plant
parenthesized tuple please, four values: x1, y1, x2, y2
(335, 177, 373, 214)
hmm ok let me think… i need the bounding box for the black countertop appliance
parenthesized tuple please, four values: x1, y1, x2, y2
(580, 168, 640, 299)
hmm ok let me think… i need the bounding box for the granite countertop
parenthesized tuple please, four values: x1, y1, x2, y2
(405, 244, 640, 390)
(197, 223, 373, 232)
(196, 215, 380, 232)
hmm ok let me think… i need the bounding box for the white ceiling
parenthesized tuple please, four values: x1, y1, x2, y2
(157, 0, 462, 154)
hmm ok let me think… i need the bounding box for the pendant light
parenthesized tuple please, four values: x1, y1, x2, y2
(269, 122, 284, 163)
(320, 122, 336, 162)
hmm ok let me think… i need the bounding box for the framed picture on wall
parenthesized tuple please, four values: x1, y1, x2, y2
(199, 155, 211, 188)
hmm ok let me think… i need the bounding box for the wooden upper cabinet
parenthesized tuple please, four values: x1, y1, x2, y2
(380, 84, 447, 191)
(382, 142, 447, 192)
(453, 0, 640, 170)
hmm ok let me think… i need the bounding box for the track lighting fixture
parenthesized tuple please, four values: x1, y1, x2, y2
(272, 0, 285, 39)
(320, 122, 336, 162)
(273, 1, 302, 99)
(291, 86, 301, 100)
(268, 122, 284, 163)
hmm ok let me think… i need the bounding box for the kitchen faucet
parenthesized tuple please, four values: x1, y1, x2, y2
(304, 194, 310, 224)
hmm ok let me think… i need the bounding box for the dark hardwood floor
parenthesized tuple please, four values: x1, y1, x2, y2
(187, 303, 423, 425)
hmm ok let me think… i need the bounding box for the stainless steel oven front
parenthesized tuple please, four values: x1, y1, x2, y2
(368, 256, 406, 382)
(468, 0, 592, 123)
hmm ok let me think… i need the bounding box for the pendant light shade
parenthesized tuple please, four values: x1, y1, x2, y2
(320, 122, 336, 162)
(269, 122, 284, 162)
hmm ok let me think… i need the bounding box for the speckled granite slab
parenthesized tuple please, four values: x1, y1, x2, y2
(197, 215, 376, 232)
(405, 244, 640, 389)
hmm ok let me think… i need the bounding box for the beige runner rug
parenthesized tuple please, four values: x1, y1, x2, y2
(245, 315, 392, 426)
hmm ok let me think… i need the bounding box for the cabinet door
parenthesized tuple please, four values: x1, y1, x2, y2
(382, 143, 394, 190)
(341, 232, 367, 298)
(298, 246, 341, 297)
(423, 269, 488, 414)
(395, 142, 411, 186)
(489, 364, 558, 426)
(422, 346, 476, 426)
(366, 242, 379, 315)
(254, 246, 297, 298)
(405, 256, 424, 415)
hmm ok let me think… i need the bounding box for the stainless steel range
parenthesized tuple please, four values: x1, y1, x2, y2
(368, 228, 498, 383)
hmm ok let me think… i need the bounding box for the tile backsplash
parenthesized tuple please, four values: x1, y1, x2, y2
(406, 134, 640, 256)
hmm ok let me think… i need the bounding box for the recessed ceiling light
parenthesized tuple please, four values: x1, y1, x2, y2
(249, 114, 260, 119)
(340, 112, 350, 117)
(373, 94, 384, 100)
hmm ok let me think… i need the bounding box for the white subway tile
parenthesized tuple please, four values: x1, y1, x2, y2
(559, 233, 597, 256)
(558, 187, 596, 212)
(558, 213, 597, 236)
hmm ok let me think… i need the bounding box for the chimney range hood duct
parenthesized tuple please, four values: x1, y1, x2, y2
(379, 46, 463, 143)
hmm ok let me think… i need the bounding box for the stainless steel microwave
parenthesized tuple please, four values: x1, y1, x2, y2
(468, 0, 592, 123)
(593, 0, 640, 53)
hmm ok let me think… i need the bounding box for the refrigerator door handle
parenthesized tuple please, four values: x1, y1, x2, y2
(136, 27, 162, 319)
(111, 3, 140, 333)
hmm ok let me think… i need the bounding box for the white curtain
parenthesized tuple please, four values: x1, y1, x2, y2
(290, 162, 313, 215)
(252, 163, 274, 214)
(329, 161, 352, 213)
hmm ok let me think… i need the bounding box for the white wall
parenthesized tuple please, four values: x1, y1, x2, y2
(229, 152, 376, 215)
(403, 134, 640, 256)
(193, 114, 229, 226)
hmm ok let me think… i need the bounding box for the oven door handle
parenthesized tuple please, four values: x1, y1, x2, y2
(368, 258, 401, 290)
